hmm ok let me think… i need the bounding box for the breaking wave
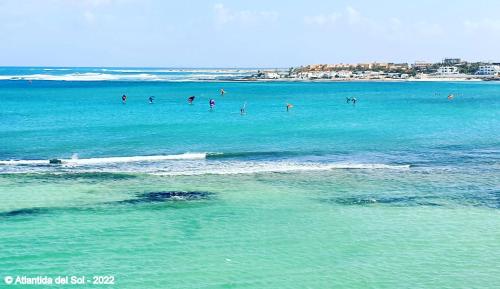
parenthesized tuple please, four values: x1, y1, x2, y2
(0, 151, 410, 175)
(0, 153, 207, 166)
(150, 162, 410, 176)
(0, 68, 259, 82)
(0, 73, 165, 81)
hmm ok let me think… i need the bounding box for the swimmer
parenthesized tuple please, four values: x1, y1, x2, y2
(148, 96, 154, 104)
(447, 94, 454, 100)
(286, 103, 293, 112)
(240, 102, 247, 115)
(209, 99, 216, 110)
(352, 97, 357, 105)
(220, 88, 225, 96)
(188, 96, 195, 104)
(122, 94, 127, 104)
(346, 97, 351, 103)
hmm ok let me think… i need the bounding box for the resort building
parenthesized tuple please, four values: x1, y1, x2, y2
(387, 72, 410, 79)
(443, 58, 462, 65)
(475, 65, 500, 75)
(356, 62, 391, 70)
(372, 62, 389, 69)
(284, 58, 497, 81)
(357, 63, 373, 70)
(413, 61, 433, 69)
(263, 71, 281, 79)
(336, 70, 353, 78)
(436, 66, 459, 75)
(388, 63, 410, 70)
(328, 63, 351, 69)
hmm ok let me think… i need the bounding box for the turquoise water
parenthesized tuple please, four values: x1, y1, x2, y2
(1, 72, 499, 288)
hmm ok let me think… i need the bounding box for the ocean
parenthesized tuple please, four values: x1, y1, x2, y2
(0, 67, 499, 288)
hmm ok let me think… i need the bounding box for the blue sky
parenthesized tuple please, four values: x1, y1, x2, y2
(0, 0, 499, 67)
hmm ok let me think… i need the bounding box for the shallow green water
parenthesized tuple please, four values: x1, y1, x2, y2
(1, 171, 499, 288)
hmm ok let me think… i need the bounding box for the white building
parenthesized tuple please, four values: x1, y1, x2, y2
(413, 61, 433, 69)
(436, 66, 459, 75)
(476, 65, 500, 75)
(263, 71, 281, 79)
(336, 70, 352, 78)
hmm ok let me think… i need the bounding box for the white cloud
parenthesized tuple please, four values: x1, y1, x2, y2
(346, 6, 361, 24)
(304, 6, 363, 27)
(50, 0, 115, 8)
(213, 3, 278, 26)
(74, 0, 125, 25)
(83, 10, 96, 24)
(464, 18, 500, 32)
(389, 17, 401, 27)
(304, 13, 340, 26)
(213, 3, 232, 25)
(303, 6, 447, 42)
(414, 21, 444, 37)
(82, 0, 113, 7)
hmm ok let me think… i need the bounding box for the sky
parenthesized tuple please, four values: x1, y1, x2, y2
(0, 0, 499, 67)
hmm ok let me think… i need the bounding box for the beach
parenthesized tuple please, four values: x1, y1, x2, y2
(1, 71, 499, 288)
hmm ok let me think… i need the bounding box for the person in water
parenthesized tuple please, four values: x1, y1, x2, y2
(122, 94, 127, 104)
(447, 94, 454, 100)
(220, 88, 225, 96)
(188, 96, 195, 104)
(149, 96, 154, 104)
(346, 97, 351, 103)
(209, 99, 216, 110)
(240, 102, 246, 115)
(351, 97, 357, 105)
(286, 103, 293, 112)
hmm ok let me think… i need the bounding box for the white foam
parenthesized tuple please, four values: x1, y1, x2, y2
(0, 73, 164, 81)
(43, 68, 72, 71)
(151, 161, 410, 176)
(0, 153, 207, 166)
(0, 153, 410, 176)
(0, 159, 48, 165)
(0, 69, 258, 82)
(63, 153, 206, 165)
(0, 75, 16, 80)
(100, 68, 257, 73)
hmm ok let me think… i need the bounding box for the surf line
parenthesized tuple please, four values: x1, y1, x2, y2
(0, 153, 207, 166)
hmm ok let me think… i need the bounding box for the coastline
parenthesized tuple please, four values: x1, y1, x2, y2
(229, 77, 492, 83)
(0, 78, 494, 83)
(1, 67, 498, 83)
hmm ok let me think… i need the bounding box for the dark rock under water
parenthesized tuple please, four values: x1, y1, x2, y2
(323, 191, 500, 209)
(1, 191, 214, 218)
(117, 191, 213, 204)
(0, 207, 50, 217)
(323, 195, 443, 207)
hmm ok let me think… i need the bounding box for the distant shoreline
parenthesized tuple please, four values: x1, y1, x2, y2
(1, 66, 498, 82)
(229, 78, 493, 83)
(0, 78, 497, 83)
